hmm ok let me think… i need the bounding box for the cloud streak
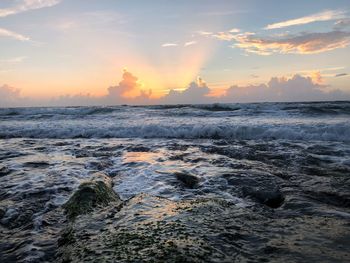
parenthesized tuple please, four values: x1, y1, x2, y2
(184, 41, 197, 47)
(0, 0, 61, 18)
(335, 73, 348, 77)
(265, 10, 346, 30)
(232, 31, 350, 55)
(0, 27, 31, 41)
(334, 18, 350, 29)
(0, 56, 27, 64)
(161, 43, 178, 47)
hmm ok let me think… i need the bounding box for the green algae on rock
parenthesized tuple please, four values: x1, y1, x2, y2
(63, 172, 122, 219)
(56, 193, 350, 262)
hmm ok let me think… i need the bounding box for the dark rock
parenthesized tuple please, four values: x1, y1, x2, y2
(63, 172, 122, 220)
(84, 160, 113, 170)
(127, 145, 151, 152)
(0, 166, 11, 176)
(23, 161, 50, 168)
(242, 186, 284, 208)
(175, 171, 199, 188)
(0, 207, 6, 218)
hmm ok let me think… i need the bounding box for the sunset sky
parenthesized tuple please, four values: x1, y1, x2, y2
(1, 0, 350, 106)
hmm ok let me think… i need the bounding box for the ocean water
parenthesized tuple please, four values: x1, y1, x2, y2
(1, 101, 350, 141)
(0, 101, 350, 261)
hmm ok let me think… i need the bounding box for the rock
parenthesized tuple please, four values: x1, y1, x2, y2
(63, 173, 122, 219)
(55, 193, 350, 263)
(175, 171, 199, 188)
(0, 207, 6, 219)
(23, 161, 50, 168)
(0, 166, 11, 177)
(242, 186, 284, 208)
(57, 194, 239, 263)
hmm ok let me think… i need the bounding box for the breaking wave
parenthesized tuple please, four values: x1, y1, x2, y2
(0, 122, 349, 142)
(1, 101, 349, 142)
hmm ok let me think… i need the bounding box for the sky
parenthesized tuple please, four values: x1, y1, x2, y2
(0, 0, 350, 106)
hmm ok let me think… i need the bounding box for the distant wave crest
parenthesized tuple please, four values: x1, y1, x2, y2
(1, 122, 349, 142)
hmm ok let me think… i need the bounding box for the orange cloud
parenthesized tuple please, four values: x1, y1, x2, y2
(233, 31, 350, 55)
(107, 69, 150, 99)
(310, 71, 323, 84)
(2, 73, 350, 106)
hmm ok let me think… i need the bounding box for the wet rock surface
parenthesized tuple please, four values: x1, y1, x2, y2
(0, 166, 11, 177)
(175, 171, 200, 188)
(63, 172, 122, 219)
(56, 193, 350, 263)
(242, 186, 284, 208)
(0, 138, 349, 262)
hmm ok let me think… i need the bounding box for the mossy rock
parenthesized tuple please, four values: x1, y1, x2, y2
(63, 173, 121, 220)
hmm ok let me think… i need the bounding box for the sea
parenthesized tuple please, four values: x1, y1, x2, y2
(0, 101, 350, 261)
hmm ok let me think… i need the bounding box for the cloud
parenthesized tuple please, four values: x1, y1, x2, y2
(184, 41, 197, 47)
(105, 69, 152, 104)
(0, 70, 153, 107)
(198, 28, 242, 41)
(162, 77, 210, 104)
(199, 24, 350, 55)
(223, 74, 350, 102)
(107, 69, 141, 98)
(335, 73, 348, 77)
(0, 27, 31, 41)
(2, 72, 350, 107)
(232, 31, 350, 55)
(0, 0, 61, 18)
(309, 71, 323, 84)
(197, 31, 213, 36)
(213, 32, 236, 41)
(162, 43, 178, 47)
(0, 85, 23, 107)
(334, 18, 350, 29)
(0, 56, 27, 64)
(265, 10, 346, 30)
(229, 28, 240, 33)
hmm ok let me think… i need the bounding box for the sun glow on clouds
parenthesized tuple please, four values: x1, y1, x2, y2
(1, 0, 350, 103)
(233, 31, 350, 55)
(203, 28, 350, 55)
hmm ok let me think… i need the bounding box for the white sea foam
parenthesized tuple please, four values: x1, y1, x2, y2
(0, 122, 349, 142)
(0, 102, 349, 142)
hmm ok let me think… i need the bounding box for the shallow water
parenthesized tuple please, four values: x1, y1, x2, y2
(0, 101, 350, 262)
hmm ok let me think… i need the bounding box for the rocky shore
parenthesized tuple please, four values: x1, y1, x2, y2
(57, 173, 350, 262)
(1, 138, 350, 262)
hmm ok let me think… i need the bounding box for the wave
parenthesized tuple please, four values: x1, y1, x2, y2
(152, 101, 350, 115)
(1, 101, 350, 119)
(280, 101, 350, 115)
(1, 122, 349, 142)
(194, 103, 241, 112)
(0, 106, 125, 119)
